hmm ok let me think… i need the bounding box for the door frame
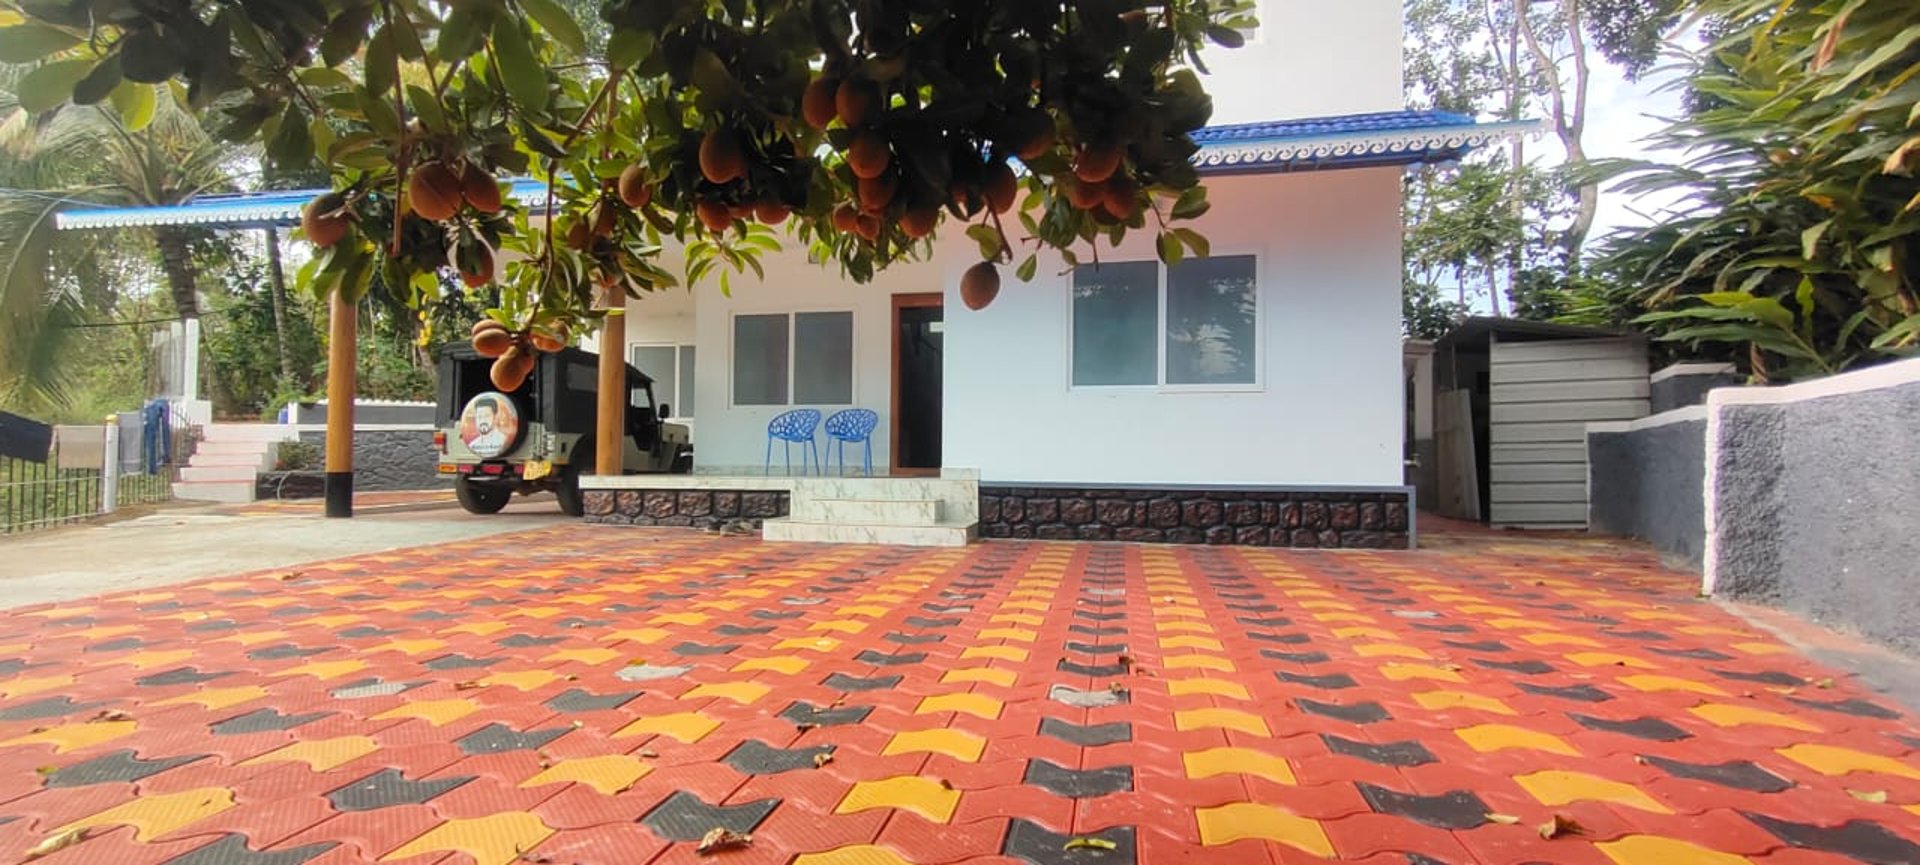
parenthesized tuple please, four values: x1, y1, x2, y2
(890, 292, 944, 477)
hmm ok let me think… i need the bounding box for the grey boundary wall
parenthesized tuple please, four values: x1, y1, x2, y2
(978, 484, 1413, 549)
(294, 427, 449, 493)
(1590, 357, 1920, 653)
(1587, 407, 1709, 567)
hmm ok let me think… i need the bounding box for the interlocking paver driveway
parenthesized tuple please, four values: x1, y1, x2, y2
(2, 527, 1918, 865)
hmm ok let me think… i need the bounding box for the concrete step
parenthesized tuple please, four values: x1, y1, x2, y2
(792, 498, 941, 526)
(199, 425, 298, 443)
(171, 479, 255, 504)
(195, 440, 274, 455)
(180, 464, 259, 483)
(761, 518, 975, 547)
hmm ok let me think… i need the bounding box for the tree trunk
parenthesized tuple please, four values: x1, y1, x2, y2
(152, 226, 200, 320)
(1517, 0, 1597, 259)
(263, 227, 296, 382)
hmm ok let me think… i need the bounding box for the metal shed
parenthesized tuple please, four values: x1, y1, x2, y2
(1431, 318, 1649, 529)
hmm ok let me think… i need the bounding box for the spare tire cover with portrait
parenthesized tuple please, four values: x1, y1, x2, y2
(458, 392, 523, 458)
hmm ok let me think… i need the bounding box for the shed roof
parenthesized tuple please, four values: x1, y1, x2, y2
(54, 110, 1532, 231)
(1434, 316, 1639, 351)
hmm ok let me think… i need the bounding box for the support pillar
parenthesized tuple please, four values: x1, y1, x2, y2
(325, 291, 356, 518)
(595, 295, 627, 478)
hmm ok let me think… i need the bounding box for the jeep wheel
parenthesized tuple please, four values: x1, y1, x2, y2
(455, 476, 512, 514)
(555, 465, 586, 517)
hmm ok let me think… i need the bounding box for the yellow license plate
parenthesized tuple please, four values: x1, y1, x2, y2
(523, 460, 552, 481)
(437, 463, 457, 474)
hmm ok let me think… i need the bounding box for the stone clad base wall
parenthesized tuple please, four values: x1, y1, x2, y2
(583, 488, 790, 529)
(979, 485, 1412, 549)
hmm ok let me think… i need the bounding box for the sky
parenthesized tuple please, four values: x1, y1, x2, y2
(1578, 53, 1694, 238)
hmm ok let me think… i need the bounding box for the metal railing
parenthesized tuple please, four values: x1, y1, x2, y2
(1, 424, 175, 534)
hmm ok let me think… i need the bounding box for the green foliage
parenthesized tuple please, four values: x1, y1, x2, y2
(273, 440, 321, 471)
(203, 262, 325, 418)
(4, 0, 1255, 342)
(1591, 0, 1920, 382)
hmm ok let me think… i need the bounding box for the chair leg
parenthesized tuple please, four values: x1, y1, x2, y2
(764, 437, 772, 477)
(863, 439, 872, 477)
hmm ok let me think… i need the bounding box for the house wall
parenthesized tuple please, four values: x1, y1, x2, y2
(943, 167, 1406, 488)
(1488, 338, 1649, 528)
(1201, 0, 1403, 124)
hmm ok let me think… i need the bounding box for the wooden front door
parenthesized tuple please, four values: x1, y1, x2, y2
(891, 293, 943, 476)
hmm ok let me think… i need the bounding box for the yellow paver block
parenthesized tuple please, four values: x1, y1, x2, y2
(442, 621, 510, 637)
(522, 755, 652, 795)
(541, 648, 621, 667)
(1195, 803, 1333, 857)
(1689, 704, 1822, 732)
(1297, 600, 1356, 611)
(836, 776, 961, 823)
(481, 670, 563, 691)
(368, 639, 446, 656)
(649, 612, 708, 627)
(836, 605, 891, 618)
(732, 656, 810, 675)
(1175, 708, 1270, 737)
(613, 712, 720, 744)
(26, 606, 94, 620)
(962, 646, 1028, 663)
(1159, 655, 1236, 678)
(1679, 625, 1750, 637)
(2, 720, 136, 752)
(1380, 663, 1467, 683)
(53, 787, 235, 842)
(990, 613, 1044, 626)
(1458, 605, 1524, 616)
(603, 627, 672, 645)
(1521, 633, 1603, 648)
(1778, 744, 1920, 780)
(1010, 589, 1055, 599)
(1619, 675, 1729, 696)
(978, 628, 1037, 643)
(1001, 600, 1051, 612)
(1159, 635, 1225, 652)
(1283, 588, 1337, 598)
(74, 625, 142, 640)
(681, 682, 770, 705)
(242, 736, 377, 771)
(215, 630, 291, 647)
(1515, 770, 1672, 813)
(1184, 748, 1297, 785)
(1332, 627, 1397, 640)
(1486, 618, 1548, 630)
(301, 614, 364, 630)
(1155, 621, 1214, 634)
(514, 606, 567, 620)
(1566, 652, 1657, 669)
(1733, 642, 1792, 655)
(793, 846, 916, 865)
(1413, 691, 1514, 715)
(1456, 724, 1579, 756)
(122, 592, 175, 603)
(855, 593, 910, 604)
(562, 593, 609, 606)
(916, 693, 1004, 719)
(382, 812, 557, 865)
(1597, 836, 1751, 865)
(810, 620, 869, 635)
(373, 699, 479, 727)
(112, 649, 195, 670)
(0, 674, 73, 699)
(942, 668, 1017, 687)
(274, 659, 367, 681)
(152, 686, 268, 711)
(882, 729, 986, 762)
(1166, 679, 1251, 700)
(1312, 612, 1375, 624)
(774, 637, 842, 653)
(1354, 643, 1432, 660)
(376, 600, 428, 613)
(1626, 610, 1696, 622)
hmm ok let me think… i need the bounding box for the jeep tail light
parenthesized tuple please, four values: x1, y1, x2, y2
(433, 430, 447, 451)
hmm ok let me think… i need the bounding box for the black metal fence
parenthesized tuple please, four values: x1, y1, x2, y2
(0, 452, 173, 535)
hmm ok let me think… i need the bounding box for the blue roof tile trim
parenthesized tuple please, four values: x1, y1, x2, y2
(54, 112, 1530, 229)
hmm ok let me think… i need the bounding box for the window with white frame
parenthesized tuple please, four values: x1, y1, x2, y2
(630, 344, 696, 418)
(1071, 255, 1258, 388)
(732, 311, 854, 406)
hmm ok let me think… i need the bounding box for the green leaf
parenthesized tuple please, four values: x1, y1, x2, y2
(606, 29, 654, 69)
(1016, 254, 1038, 282)
(108, 81, 155, 131)
(1156, 232, 1183, 266)
(268, 101, 314, 169)
(517, 0, 584, 54)
(1801, 219, 1831, 260)
(437, 4, 487, 62)
(15, 58, 91, 112)
(297, 67, 354, 89)
(357, 87, 401, 138)
(515, 116, 567, 158)
(1205, 24, 1246, 49)
(65, 53, 120, 105)
(364, 26, 396, 97)
(1170, 186, 1210, 220)
(965, 224, 1002, 260)
(492, 17, 547, 113)
(407, 84, 448, 133)
(1739, 297, 1794, 330)
(319, 6, 372, 67)
(1172, 227, 1210, 258)
(688, 47, 736, 111)
(0, 23, 79, 63)
(1870, 312, 1920, 350)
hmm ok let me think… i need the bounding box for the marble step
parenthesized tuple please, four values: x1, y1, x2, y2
(179, 464, 259, 483)
(793, 498, 941, 526)
(199, 425, 298, 443)
(761, 518, 976, 548)
(171, 479, 255, 504)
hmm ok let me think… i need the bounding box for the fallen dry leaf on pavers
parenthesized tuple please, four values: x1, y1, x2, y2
(1538, 814, 1583, 839)
(25, 828, 87, 859)
(90, 710, 132, 723)
(1063, 837, 1118, 852)
(1849, 789, 1890, 804)
(1817, 677, 1835, 689)
(812, 753, 833, 768)
(1485, 813, 1523, 825)
(696, 828, 752, 855)
(638, 748, 660, 759)
(454, 681, 483, 691)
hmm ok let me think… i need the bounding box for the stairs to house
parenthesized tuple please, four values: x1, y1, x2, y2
(762, 476, 979, 547)
(172, 424, 296, 504)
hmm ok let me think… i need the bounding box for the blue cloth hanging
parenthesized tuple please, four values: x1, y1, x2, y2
(142, 399, 172, 474)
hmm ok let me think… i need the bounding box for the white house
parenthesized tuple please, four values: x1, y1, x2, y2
(54, 0, 1526, 547)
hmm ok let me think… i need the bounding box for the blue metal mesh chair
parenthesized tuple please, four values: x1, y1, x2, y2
(765, 409, 822, 476)
(824, 408, 879, 476)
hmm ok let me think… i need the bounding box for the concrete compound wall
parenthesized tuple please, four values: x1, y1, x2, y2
(297, 427, 449, 492)
(1589, 357, 1920, 653)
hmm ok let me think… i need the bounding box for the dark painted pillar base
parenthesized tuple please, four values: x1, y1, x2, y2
(325, 471, 353, 518)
